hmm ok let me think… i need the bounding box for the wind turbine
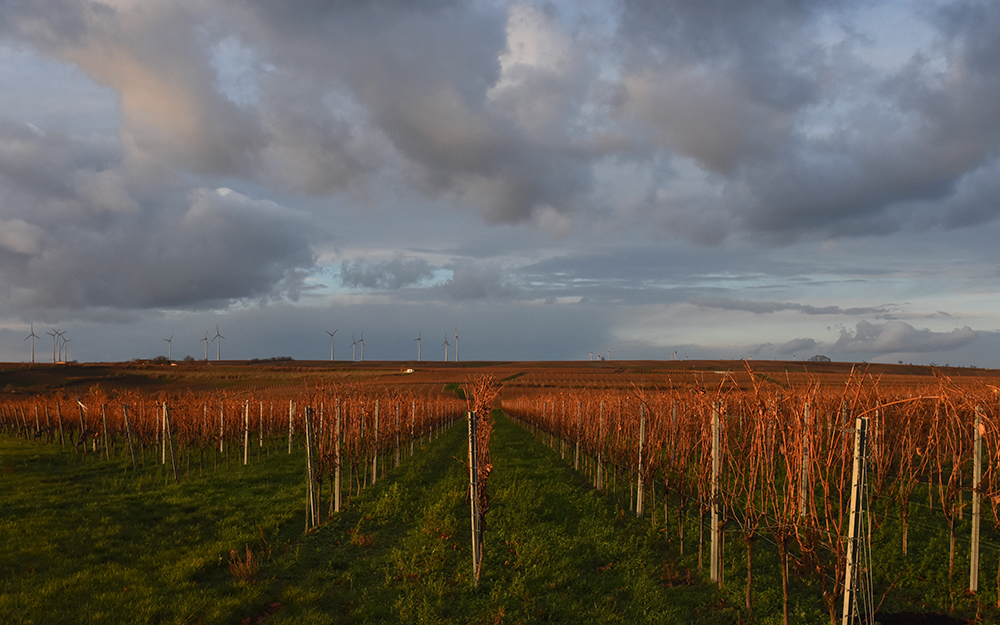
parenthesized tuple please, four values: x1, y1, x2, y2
(24, 324, 39, 363)
(163, 334, 174, 362)
(47, 329, 60, 363)
(454, 327, 459, 362)
(212, 325, 224, 361)
(351, 334, 358, 362)
(201, 331, 210, 361)
(414, 331, 422, 361)
(359, 332, 365, 362)
(61, 337, 71, 363)
(442, 336, 450, 362)
(326, 330, 337, 361)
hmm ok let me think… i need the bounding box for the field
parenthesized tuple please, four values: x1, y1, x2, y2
(1, 359, 997, 624)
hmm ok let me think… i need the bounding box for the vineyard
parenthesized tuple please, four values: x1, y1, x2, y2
(1, 360, 999, 623)
(503, 363, 1000, 624)
(0, 382, 465, 526)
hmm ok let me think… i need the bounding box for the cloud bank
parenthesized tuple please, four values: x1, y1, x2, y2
(1, 1, 999, 366)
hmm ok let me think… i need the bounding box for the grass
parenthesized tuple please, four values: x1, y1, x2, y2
(212, 411, 734, 624)
(3, 409, 990, 624)
(0, 437, 305, 624)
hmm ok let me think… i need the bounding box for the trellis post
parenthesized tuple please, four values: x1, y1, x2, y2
(842, 415, 869, 625)
(710, 402, 721, 583)
(636, 403, 646, 517)
(971, 405, 983, 593)
(468, 410, 481, 587)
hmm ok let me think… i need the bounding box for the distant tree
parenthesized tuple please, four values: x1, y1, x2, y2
(183, 355, 195, 363)
(151, 355, 169, 364)
(807, 354, 831, 363)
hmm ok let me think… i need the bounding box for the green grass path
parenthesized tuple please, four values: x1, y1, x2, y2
(262, 412, 729, 624)
(0, 413, 732, 624)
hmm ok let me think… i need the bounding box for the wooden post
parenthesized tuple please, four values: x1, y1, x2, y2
(305, 407, 318, 529)
(288, 401, 295, 454)
(800, 401, 810, 517)
(55, 402, 65, 447)
(468, 410, 480, 587)
(575, 400, 581, 471)
(636, 403, 646, 518)
(710, 403, 721, 583)
(163, 403, 179, 484)
(334, 398, 342, 512)
(162, 402, 168, 464)
(243, 400, 250, 466)
(218, 402, 225, 454)
(76, 400, 88, 453)
(971, 405, 983, 593)
(101, 404, 111, 460)
(842, 415, 868, 625)
(372, 400, 379, 485)
(121, 404, 138, 471)
(596, 400, 604, 491)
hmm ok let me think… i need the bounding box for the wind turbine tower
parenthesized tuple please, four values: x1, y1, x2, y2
(326, 329, 337, 361)
(359, 332, 365, 362)
(442, 336, 450, 362)
(47, 329, 62, 363)
(163, 335, 174, 362)
(351, 335, 357, 362)
(61, 337, 71, 363)
(212, 325, 224, 361)
(24, 324, 39, 363)
(454, 327, 459, 362)
(201, 332, 210, 361)
(414, 331, 422, 361)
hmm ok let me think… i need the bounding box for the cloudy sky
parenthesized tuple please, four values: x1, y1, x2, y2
(1, 0, 999, 366)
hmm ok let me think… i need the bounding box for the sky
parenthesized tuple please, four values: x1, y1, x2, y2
(1, 0, 1000, 367)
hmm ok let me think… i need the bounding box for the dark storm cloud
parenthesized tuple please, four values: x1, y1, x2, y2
(238, 0, 608, 222)
(0, 0, 615, 226)
(0, 122, 316, 313)
(4, 0, 1000, 359)
(617, 0, 1000, 241)
(617, 0, 827, 173)
(24, 187, 313, 310)
(8, 0, 1000, 248)
(0, 121, 120, 207)
(0, 1, 268, 177)
(339, 257, 434, 290)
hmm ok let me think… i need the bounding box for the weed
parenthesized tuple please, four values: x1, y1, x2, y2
(229, 544, 259, 584)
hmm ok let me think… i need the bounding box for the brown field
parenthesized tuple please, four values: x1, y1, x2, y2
(1, 358, 996, 399)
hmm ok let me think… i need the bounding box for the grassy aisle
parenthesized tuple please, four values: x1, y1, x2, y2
(475, 411, 729, 624)
(1, 412, 735, 624)
(264, 412, 733, 624)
